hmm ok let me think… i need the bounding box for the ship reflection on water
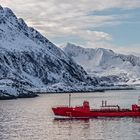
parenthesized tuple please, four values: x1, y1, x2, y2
(53, 116, 90, 121)
(53, 116, 140, 140)
(53, 116, 140, 122)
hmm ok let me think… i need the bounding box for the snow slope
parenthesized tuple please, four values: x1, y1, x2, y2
(0, 6, 97, 98)
(64, 43, 140, 85)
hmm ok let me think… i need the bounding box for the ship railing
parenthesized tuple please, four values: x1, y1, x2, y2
(90, 108, 131, 112)
(100, 105, 120, 110)
(120, 109, 131, 112)
(91, 109, 119, 112)
(53, 105, 72, 108)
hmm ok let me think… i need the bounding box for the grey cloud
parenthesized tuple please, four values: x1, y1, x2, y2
(0, 0, 140, 48)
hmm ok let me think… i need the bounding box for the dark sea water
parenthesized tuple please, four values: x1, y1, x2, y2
(0, 89, 140, 140)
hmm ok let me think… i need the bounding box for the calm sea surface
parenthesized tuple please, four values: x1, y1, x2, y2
(0, 89, 140, 140)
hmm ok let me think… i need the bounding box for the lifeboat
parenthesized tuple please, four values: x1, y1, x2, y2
(52, 96, 140, 118)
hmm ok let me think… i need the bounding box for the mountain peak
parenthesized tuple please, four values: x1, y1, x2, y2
(65, 42, 85, 51)
(66, 42, 80, 48)
(64, 43, 140, 85)
(0, 6, 16, 18)
(18, 18, 28, 29)
(94, 48, 115, 55)
(0, 6, 93, 98)
(67, 42, 76, 46)
(0, 5, 4, 15)
(0, 5, 3, 10)
(0, 6, 48, 51)
(65, 42, 115, 57)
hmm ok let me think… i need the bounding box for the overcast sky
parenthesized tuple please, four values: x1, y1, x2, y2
(0, 0, 140, 55)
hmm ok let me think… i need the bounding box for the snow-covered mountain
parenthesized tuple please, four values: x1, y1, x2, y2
(64, 43, 140, 86)
(0, 6, 98, 99)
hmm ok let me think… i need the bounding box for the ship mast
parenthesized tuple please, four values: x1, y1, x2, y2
(69, 93, 71, 107)
(138, 96, 140, 107)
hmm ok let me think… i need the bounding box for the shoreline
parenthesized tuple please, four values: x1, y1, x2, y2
(35, 86, 135, 94)
(0, 86, 136, 100)
(0, 93, 38, 100)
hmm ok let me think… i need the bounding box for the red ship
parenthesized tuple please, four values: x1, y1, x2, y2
(52, 95, 140, 118)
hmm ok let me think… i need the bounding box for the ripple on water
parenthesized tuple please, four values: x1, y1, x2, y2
(0, 90, 140, 140)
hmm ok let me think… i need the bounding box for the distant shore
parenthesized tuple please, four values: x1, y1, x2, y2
(0, 93, 38, 100)
(35, 85, 135, 94)
(0, 85, 137, 100)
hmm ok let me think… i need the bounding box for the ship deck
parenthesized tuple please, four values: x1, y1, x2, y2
(90, 109, 132, 112)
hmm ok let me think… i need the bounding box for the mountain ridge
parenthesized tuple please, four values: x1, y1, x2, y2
(64, 43, 140, 85)
(0, 6, 98, 99)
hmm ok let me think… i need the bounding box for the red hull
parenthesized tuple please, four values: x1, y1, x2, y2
(52, 107, 140, 117)
(52, 101, 140, 118)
